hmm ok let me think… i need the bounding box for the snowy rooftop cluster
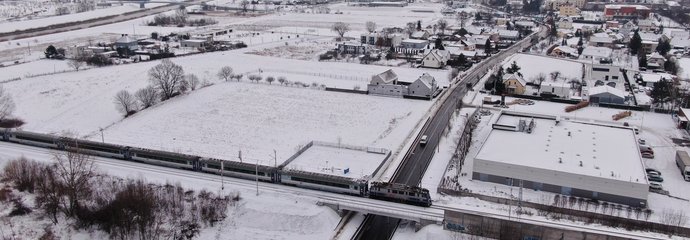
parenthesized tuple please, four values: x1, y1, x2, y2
(476, 113, 647, 182)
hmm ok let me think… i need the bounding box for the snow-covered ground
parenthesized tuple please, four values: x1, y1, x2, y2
(0, 142, 342, 240)
(0, 3, 163, 34)
(285, 144, 388, 179)
(679, 57, 690, 80)
(501, 53, 584, 83)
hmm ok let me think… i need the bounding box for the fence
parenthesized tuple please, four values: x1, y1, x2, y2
(437, 108, 479, 192)
(261, 68, 367, 82)
(324, 87, 368, 95)
(439, 189, 690, 238)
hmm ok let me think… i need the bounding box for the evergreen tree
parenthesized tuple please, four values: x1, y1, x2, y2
(656, 38, 671, 56)
(45, 45, 57, 58)
(664, 58, 679, 75)
(495, 67, 506, 95)
(561, 38, 567, 46)
(485, 39, 492, 55)
(458, 53, 466, 66)
(629, 30, 642, 55)
(506, 61, 521, 74)
(577, 45, 584, 55)
(638, 49, 648, 68)
(416, 20, 422, 31)
(434, 38, 445, 50)
(577, 36, 583, 47)
(650, 78, 670, 105)
(475, 12, 482, 21)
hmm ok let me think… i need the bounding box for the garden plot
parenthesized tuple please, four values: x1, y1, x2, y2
(245, 39, 333, 61)
(501, 53, 584, 83)
(98, 82, 430, 166)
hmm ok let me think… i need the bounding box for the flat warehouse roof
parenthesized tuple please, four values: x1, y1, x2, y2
(478, 114, 647, 182)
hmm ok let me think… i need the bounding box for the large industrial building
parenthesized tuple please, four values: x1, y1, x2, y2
(473, 111, 649, 207)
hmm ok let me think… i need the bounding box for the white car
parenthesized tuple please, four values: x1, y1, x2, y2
(649, 182, 663, 191)
(420, 135, 428, 145)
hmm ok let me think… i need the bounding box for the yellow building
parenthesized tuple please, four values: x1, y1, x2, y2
(502, 74, 527, 95)
(559, 3, 581, 17)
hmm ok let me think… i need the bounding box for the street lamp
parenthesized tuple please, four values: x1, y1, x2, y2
(99, 128, 104, 143)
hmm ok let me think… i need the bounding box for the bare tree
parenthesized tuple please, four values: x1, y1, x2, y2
(148, 59, 185, 100)
(365, 21, 377, 33)
(550, 71, 561, 81)
(278, 76, 287, 85)
(68, 59, 85, 71)
(437, 19, 448, 35)
(0, 85, 15, 121)
(240, 0, 249, 13)
(534, 73, 546, 90)
(266, 76, 275, 85)
(114, 90, 137, 116)
(135, 86, 158, 109)
(52, 140, 97, 216)
(217, 66, 234, 81)
(331, 22, 351, 40)
(178, 78, 189, 93)
(406, 22, 417, 37)
(186, 74, 200, 90)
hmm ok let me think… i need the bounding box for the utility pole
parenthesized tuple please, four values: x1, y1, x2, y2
(99, 127, 104, 143)
(255, 159, 259, 196)
(221, 159, 224, 190)
(273, 149, 277, 168)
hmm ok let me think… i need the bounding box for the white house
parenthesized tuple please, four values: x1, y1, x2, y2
(411, 30, 431, 40)
(407, 73, 439, 98)
(421, 49, 450, 69)
(540, 80, 571, 98)
(579, 46, 612, 62)
(558, 18, 573, 29)
(115, 34, 139, 51)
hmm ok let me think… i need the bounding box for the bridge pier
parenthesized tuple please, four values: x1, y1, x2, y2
(317, 201, 349, 217)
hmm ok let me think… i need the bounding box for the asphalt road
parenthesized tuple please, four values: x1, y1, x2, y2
(0, 0, 209, 42)
(354, 26, 548, 240)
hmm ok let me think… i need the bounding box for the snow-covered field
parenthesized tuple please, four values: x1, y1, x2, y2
(501, 53, 584, 82)
(99, 81, 428, 166)
(0, 3, 163, 34)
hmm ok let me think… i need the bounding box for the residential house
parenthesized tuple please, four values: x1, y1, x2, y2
(181, 35, 213, 48)
(675, 107, 690, 131)
(360, 32, 403, 47)
(559, 3, 581, 17)
(367, 69, 439, 99)
(458, 37, 477, 50)
(498, 30, 520, 41)
(605, 20, 620, 29)
(503, 73, 527, 95)
(558, 18, 573, 29)
(368, 69, 405, 97)
(400, 39, 428, 49)
(495, 18, 509, 26)
(637, 19, 656, 32)
(411, 30, 431, 40)
(421, 49, 450, 69)
(407, 73, 439, 98)
(579, 46, 613, 62)
(587, 85, 626, 104)
(647, 52, 666, 69)
(115, 34, 139, 51)
(604, 5, 651, 20)
(338, 41, 368, 55)
(586, 63, 621, 83)
(540, 80, 571, 98)
(551, 46, 579, 58)
(619, 21, 636, 40)
(514, 20, 536, 29)
(588, 36, 615, 48)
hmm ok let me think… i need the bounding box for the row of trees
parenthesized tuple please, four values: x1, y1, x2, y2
(114, 60, 203, 117)
(0, 85, 15, 122)
(2, 155, 236, 239)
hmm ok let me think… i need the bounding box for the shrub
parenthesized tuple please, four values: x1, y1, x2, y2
(9, 199, 32, 216)
(3, 157, 42, 193)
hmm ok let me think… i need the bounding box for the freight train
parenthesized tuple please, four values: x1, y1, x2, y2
(0, 128, 431, 207)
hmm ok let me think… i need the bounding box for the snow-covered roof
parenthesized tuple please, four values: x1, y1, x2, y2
(476, 113, 647, 183)
(553, 46, 578, 56)
(589, 36, 614, 44)
(371, 69, 398, 84)
(639, 32, 661, 42)
(402, 39, 428, 44)
(639, 72, 672, 83)
(588, 85, 626, 98)
(415, 73, 436, 89)
(115, 35, 137, 44)
(605, 4, 650, 10)
(502, 73, 527, 86)
(671, 38, 690, 48)
(581, 46, 612, 58)
(498, 30, 519, 38)
(411, 30, 429, 39)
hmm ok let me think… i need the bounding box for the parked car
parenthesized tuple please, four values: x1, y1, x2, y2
(638, 139, 646, 145)
(648, 175, 664, 182)
(639, 145, 653, 154)
(642, 152, 655, 159)
(646, 168, 661, 176)
(649, 182, 663, 191)
(647, 171, 661, 178)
